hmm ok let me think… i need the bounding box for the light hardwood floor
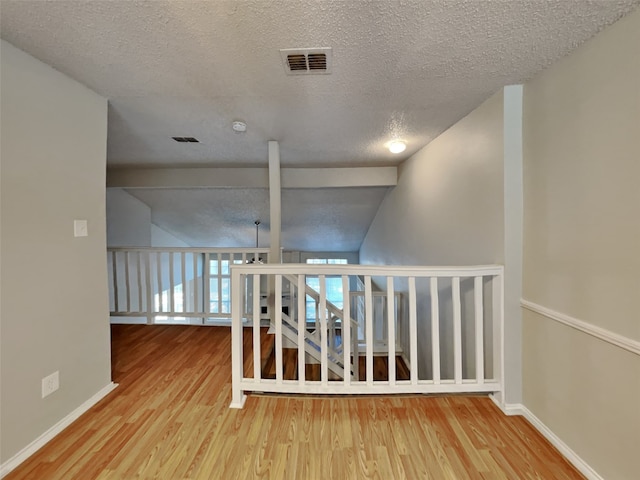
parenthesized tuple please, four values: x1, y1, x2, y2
(5, 325, 585, 479)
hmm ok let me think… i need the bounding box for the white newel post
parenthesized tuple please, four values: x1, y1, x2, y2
(491, 270, 505, 406)
(230, 268, 246, 408)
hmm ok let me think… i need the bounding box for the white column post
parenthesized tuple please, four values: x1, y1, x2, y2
(268, 141, 282, 264)
(267, 141, 282, 324)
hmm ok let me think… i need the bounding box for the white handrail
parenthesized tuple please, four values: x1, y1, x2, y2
(230, 264, 504, 408)
(231, 263, 503, 277)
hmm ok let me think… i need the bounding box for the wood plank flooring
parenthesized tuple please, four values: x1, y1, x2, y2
(5, 325, 585, 479)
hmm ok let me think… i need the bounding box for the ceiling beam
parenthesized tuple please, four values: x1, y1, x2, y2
(282, 167, 397, 188)
(106, 166, 397, 189)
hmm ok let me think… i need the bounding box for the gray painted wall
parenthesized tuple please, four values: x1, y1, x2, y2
(360, 90, 512, 391)
(106, 188, 152, 247)
(151, 224, 190, 248)
(360, 90, 505, 266)
(0, 41, 111, 462)
(522, 8, 640, 479)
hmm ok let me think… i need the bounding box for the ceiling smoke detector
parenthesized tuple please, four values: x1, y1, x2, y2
(232, 121, 247, 133)
(280, 48, 332, 75)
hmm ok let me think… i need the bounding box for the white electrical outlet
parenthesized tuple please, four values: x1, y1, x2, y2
(42, 371, 59, 398)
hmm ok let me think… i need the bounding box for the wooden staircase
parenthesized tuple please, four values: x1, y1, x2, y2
(259, 333, 410, 382)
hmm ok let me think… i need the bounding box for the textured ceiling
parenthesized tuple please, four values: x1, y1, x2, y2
(2, 0, 638, 167)
(2, 0, 638, 251)
(126, 187, 389, 251)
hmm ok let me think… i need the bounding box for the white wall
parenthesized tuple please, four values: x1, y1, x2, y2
(360, 90, 505, 267)
(106, 187, 192, 248)
(151, 223, 190, 247)
(503, 85, 524, 405)
(106, 188, 151, 247)
(522, 8, 640, 479)
(360, 90, 515, 392)
(107, 191, 191, 325)
(0, 41, 111, 463)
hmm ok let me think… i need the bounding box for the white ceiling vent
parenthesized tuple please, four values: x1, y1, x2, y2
(280, 48, 332, 75)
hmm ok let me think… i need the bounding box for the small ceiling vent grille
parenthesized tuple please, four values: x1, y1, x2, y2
(280, 48, 332, 75)
(172, 136, 199, 143)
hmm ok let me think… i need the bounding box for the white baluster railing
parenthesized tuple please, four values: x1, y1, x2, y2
(107, 247, 271, 325)
(230, 263, 504, 409)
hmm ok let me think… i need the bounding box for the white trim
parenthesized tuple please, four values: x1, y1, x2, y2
(233, 263, 504, 277)
(229, 394, 247, 409)
(108, 246, 270, 254)
(0, 382, 118, 478)
(106, 166, 397, 189)
(490, 398, 603, 480)
(489, 393, 521, 416)
(237, 379, 499, 395)
(521, 299, 640, 356)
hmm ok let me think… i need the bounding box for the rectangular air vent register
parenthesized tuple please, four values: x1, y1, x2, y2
(280, 47, 332, 75)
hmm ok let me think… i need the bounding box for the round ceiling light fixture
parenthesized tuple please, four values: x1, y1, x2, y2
(388, 140, 406, 154)
(232, 120, 247, 133)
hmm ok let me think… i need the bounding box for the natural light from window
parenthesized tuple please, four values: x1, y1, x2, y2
(305, 258, 347, 321)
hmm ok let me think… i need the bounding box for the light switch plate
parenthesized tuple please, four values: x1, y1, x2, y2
(74, 219, 88, 237)
(42, 371, 59, 398)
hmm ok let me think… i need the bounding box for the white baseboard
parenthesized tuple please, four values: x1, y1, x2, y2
(490, 396, 602, 480)
(0, 382, 118, 478)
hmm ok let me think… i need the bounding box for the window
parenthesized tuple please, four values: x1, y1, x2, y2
(209, 257, 244, 315)
(305, 258, 347, 321)
(306, 258, 347, 265)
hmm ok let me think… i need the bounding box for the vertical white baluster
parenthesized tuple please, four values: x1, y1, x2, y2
(217, 253, 223, 315)
(204, 253, 210, 316)
(328, 297, 334, 352)
(386, 277, 396, 386)
(475, 276, 485, 384)
(145, 252, 152, 324)
(275, 274, 283, 384)
(492, 272, 505, 403)
(409, 277, 418, 385)
(364, 276, 374, 386)
(193, 253, 199, 313)
(342, 275, 351, 385)
(452, 276, 462, 384)
(351, 292, 360, 382)
(253, 274, 261, 381)
(297, 274, 306, 385)
(395, 293, 402, 357)
(169, 252, 175, 313)
(430, 277, 440, 384)
(380, 296, 387, 346)
(136, 252, 143, 312)
(156, 252, 163, 315)
(319, 274, 328, 385)
(112, 252, 119, 312)
(124, 251, 131, 313)
(181, 252, 187, 314)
